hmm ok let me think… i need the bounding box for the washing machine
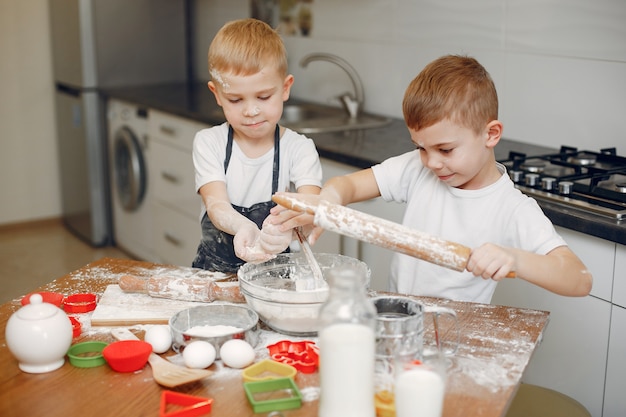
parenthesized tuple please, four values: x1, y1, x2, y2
(108, 99, 157, 261)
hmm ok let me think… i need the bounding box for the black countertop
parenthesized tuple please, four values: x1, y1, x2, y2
(102, 82, 626, 245)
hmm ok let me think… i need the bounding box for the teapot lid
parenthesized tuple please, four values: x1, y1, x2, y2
(16, 293, 63, 320)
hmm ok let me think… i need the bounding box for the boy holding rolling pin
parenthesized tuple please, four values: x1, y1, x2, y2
(270, 54, 592, 303)
(192, 19, 322, 273)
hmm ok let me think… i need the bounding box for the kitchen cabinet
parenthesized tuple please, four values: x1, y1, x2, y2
(315, 158, 405, 291)
(612, 244, 626, 308)
(557, 227, 615, 302)
(492, 226, 617, 417)
(603, 305, 626, 417)
(148, 110, 209, 266)
(603, 245, 626, 417)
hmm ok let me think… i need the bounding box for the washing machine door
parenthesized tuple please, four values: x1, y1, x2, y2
(113, 126, 146, 212)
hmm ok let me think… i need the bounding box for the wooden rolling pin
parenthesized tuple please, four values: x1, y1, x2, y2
(273, 194, 515, 277)
(118, 274, 245, 303)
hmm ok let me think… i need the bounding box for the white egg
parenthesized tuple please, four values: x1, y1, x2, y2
(219, 339, 255, 369)
(144, 325, 172, 354)
(182, 341, 216, 369)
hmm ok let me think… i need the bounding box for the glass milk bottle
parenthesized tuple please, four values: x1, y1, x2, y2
(318, 265, 376, 417)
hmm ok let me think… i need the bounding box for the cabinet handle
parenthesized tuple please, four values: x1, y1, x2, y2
(161, 171, 180, 184)
(164, 233, 182, 247)
(159, 125, 177, 136)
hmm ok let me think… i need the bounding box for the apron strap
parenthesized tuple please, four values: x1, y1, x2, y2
(224, 124, 281, 196)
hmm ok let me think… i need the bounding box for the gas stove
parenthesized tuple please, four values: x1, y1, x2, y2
(501, 146, 626, 220)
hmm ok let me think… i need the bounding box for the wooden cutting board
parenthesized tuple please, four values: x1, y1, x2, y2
(90, 285, 208, 326)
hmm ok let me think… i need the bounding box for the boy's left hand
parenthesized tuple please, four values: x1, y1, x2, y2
(467, 243, 516, 281)
(234, 223, 275, 263)
(259, 217, 293, 254)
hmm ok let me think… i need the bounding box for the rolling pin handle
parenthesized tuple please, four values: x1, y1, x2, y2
(118, 275, 148, 293)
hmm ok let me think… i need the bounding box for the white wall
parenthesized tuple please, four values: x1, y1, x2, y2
(194, 0, 626, 154)
(2, 0, 624, 225)
(0, 0, 60, 225)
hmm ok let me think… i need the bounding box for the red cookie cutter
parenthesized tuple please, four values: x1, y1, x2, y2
(63, 293, 97, 313)
(266, 340, 319, 374)
(159, 390, 212, 417)
(21, 291, 64, 308)
(69, 316, 82, 338)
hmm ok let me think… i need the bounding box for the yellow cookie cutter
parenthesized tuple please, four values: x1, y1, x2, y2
(242, 359, 297, 382)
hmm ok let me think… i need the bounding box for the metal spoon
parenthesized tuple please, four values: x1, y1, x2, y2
(295, 227, 328, 291)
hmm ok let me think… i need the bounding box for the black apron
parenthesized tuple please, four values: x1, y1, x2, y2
(192, 125, 284, 273)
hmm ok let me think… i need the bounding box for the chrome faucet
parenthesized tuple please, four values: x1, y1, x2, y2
(300, 53, 364, 119)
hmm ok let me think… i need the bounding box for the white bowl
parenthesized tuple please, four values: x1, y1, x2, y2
(238, 253, 370, 336)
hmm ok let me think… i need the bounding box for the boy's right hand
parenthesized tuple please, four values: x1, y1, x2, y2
(234, 223, 275, 263)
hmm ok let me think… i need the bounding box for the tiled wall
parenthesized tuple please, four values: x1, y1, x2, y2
(193, 0, 626, 154)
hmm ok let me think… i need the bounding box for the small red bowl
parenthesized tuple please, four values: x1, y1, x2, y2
(102, 340, 152, 373)
(64, 293, 97, 313)
(21, 291, 64, 307)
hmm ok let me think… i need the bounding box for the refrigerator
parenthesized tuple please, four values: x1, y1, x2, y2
(49, 0, 189, 246)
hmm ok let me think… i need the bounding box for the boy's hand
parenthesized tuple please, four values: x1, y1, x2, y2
(234, 223, 275, 263)
(467, 243, 516, 281)
(259, 217, 293, 254)
(269, 192, 325, 244)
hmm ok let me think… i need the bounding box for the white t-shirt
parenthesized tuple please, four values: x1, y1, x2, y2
(193, 123, 322, 218)
(372, 150, 566, 304)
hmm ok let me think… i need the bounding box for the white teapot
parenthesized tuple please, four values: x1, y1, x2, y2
(5, 293, 73, 373)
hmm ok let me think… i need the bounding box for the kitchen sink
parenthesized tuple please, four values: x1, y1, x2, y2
(208, 102, 392, 134)
(280, 103, 392, 134)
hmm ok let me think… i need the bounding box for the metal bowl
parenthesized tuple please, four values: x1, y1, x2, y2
(169, 303, 259, 356)
(238, 253, 370, 336)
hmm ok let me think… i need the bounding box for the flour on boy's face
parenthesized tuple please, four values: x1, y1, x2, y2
(210, 69, 230, 90)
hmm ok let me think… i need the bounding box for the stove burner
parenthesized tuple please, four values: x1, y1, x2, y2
(566, 152, 598, 166)
(502, 147, 626, 220)
(520, 161, 546, 173)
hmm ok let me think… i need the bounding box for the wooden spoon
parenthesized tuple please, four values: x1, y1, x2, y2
(111, 328, 212, 388)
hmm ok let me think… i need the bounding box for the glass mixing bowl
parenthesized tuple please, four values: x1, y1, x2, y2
(238, 253, 370, 336)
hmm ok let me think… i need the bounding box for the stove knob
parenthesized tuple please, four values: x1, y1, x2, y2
(558, 181, 574, 195)
(509, 170, 523, 183)
(541, 177, 556, 191)
(525, 173, 539, 187)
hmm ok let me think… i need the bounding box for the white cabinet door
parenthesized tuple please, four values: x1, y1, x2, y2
(150, 140, 200, 219)
(317, 158, 405, 291)
(149, 109, 207, 152)
(493, 227, 616, 416)
(153, 203, 201, 267)
(613, 244, 626, 308)
(556, 226, 615, 302)
(492, 278, 610, 417)
(313, 159, 356, 256)
(351, 198, 405, 291)
(147, 110, 209, 266)
(603, 305, 626, 417)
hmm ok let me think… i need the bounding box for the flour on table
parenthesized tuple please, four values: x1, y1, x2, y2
(185, 325, 243, 337)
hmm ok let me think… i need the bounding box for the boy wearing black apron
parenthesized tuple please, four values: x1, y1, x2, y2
(192, 19, 322, 273)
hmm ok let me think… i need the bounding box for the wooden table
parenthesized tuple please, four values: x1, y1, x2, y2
(0, 258, 549, 417)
